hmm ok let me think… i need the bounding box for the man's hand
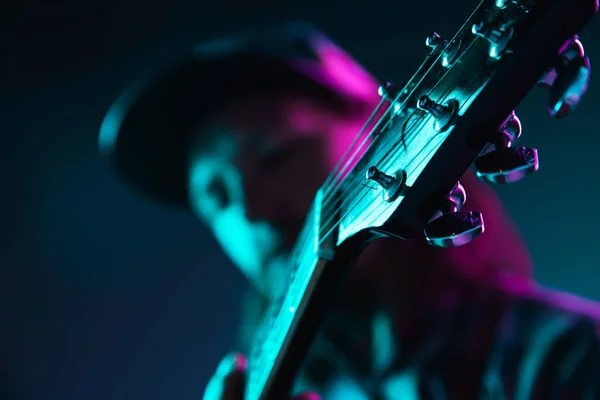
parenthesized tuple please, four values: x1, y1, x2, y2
(203, 353, 320, 400)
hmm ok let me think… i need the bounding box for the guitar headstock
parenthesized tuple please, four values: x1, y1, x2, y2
(321, 0, 597, 250)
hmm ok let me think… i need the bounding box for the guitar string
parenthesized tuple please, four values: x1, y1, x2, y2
(248, 1, 486, 392)
(318, 30, 482, 232)
(248, 18, 483, 395)
(252, 73, 484, 396)
(320, 1, 484, 212)
(319, 0, 484, 209)
(318, 49, 445, 206)
(315, 12, 473, 204)
(317, 35, 480, 245)
(317, 5, 484, 239)
(247, 39, 472, 396)
(318, 98, 388, 195)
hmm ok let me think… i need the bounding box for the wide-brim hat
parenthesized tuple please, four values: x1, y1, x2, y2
(99, 22, 378, 207)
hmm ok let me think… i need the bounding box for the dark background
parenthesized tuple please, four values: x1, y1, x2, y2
(1, 1, 599, 399)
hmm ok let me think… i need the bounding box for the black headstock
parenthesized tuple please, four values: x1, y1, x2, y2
(326, 0, 597, 248)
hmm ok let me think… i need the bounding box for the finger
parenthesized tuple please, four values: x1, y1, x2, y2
(223, 354, 247, 400)
(292, 392, 321, 400)
(203, 353, 248, 400)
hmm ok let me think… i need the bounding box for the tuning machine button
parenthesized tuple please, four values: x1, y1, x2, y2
(471, 20, 514, 59)
(473, 111, 539, 184)
(424, 182, 484, 248)
(417, 95, 459, 132)
(366, 166, 407, 202)
(538, 36, 591, 118)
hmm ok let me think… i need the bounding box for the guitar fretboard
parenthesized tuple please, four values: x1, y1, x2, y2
(246, 193, 324, 400)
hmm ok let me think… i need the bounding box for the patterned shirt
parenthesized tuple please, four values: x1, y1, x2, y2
(238, 275, 600, 399)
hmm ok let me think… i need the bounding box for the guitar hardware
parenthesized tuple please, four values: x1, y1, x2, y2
(474, 111, 539, 184)
(365, 167, 407, 202)
(424, 182, 485, 248)
(539, 36, 592, 118)
(416, 95, 459, 132)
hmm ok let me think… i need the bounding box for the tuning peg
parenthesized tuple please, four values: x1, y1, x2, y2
(377, 81, 415, 120)
(426, 32, 445, 49)
(471, 20, 514, 59)
(378, 81, 399, 99)
(425, 32, 461, 68)
(417, 95, 459, 132)
(424, 182, 485, 247)
(473, 111, 539, 184)
(366, 166, 407, 201)
(495, 0, 532, 10)
(538, 36, 591, 118)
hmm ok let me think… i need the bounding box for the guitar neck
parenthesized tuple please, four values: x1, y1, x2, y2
(245, 186, 372, 400)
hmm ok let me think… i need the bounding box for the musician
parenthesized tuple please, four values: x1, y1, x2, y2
(99, 23, 600, 399)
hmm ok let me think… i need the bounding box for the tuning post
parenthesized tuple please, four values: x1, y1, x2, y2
(496, 0, 534, 12)
(417, 95, 459, 132)
(471, 21, 514, 59)
(366, 166, 407, 202)
(538, 36, 591, 118)
(426, 32, 444, 49)
(474, 111, 539, 184)
(378, 81, 399, 99)
(424, 182, 485, 247)
(425, 32, 461, 68)
(378, 81, 405, 117)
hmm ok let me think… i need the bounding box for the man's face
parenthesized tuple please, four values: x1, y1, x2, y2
(187, 92, 364, 294)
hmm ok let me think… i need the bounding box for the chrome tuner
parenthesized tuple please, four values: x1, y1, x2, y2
(417, 95, 459, 132)
(424, 182, 484, 248)
(366, 166, 407, 202)
(474, 111, 539, 184)
(426, 32, 445, 49)
(426, 32, 461, 68)
(378, 81, 398, 99)
(495, 0, 522, 8)
(378, 81, 405, 117)
(471, 21, 514, 59)
(538, 36, 591, 118)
